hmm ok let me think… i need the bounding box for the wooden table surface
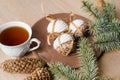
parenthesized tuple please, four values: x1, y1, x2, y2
(0, 0, 120, 80)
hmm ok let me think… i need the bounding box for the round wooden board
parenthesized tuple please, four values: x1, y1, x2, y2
(32, 13, 88, 68)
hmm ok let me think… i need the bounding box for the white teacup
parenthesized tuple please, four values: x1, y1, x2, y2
(0, 21, 41, 57)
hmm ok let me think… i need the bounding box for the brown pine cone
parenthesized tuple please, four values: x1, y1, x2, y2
(0, 58, 45, 74)
(24, 67, 51, 80)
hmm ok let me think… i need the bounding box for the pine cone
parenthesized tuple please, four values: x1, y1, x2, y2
(1, 58, 45, 73)
(24, 67, 51, 80)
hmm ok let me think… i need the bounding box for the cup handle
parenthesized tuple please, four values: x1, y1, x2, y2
(29, 38, 41, 52)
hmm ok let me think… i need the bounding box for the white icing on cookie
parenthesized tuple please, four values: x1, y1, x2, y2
(53, 33, 73, 49)
(69, 19, 84, 33)
(47, 20, 68, 33)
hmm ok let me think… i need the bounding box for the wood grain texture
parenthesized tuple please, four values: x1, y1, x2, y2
(0, 0, 120, 80)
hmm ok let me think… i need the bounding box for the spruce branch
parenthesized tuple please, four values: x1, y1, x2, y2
(112, 18, 120, 33)
(104, 3, 116, 20)
(82, 1, 99, 18)
(49, 63, 83, 80)
(94, 41, 120, 52)
(88, 2, 117, 35)
(93, 31, 119, 43)
(89, 18, 116, 35)
(77, 38, 98, 80)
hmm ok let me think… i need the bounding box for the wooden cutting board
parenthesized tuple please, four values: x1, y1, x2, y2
(32, 13, 88, 68)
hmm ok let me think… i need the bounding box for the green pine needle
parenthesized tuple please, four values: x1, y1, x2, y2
(104, 3, 116, 20)
(84, 0, 120, 53)
(82, 0, 100, 18)
(112, 18, 120, 33)
(90, 18, 116, 35)
(77, 38, 98, 80)
(94, 41, 120, 52)
(49, 63, 83, 80)
(93, 31, 119, 43)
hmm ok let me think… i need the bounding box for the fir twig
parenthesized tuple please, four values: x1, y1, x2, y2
(104, 3, 116, 20)
(88, 2, 117, 35)
(90, 18, 113, 35)
(93, 31, 119, 43)
(77, 38, 98, 80)
(82, 1, 99, 18)
(112, 18, 120, 33)
(94, 41, 120, 52)
(49, 63, 83, 80)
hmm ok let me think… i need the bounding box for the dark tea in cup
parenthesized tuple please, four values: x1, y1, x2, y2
(0, 26, 29, 46)
(0, 21, 40, 57)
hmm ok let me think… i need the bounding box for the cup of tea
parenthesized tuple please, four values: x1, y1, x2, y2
(0, 21, 41, 57)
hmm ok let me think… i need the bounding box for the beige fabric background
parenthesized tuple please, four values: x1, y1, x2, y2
(0, 0, 120, 80)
